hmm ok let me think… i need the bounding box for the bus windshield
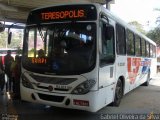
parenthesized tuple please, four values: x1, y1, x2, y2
(22, 22, 96, 75)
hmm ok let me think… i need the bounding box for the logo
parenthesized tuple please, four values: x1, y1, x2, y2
(127, 57, 151, 84)
(52, 62, 59, 70)
(48, 85, 53, 92)
(141, 59, 151, 74)
(127, 58, 141, 84)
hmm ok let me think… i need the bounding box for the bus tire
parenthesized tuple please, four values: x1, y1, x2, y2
(143, 71, 150, 86)
(112, 79, 123, 106)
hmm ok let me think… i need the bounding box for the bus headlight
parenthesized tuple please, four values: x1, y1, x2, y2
(21, 74, 34, 89)
(71, 80, 96, 94)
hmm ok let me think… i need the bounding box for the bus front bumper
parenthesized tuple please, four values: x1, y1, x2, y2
(20, 84, 101, 112)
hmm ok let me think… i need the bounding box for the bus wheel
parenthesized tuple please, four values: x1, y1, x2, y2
(112, 79, 123, 106)
(143, 71, 150, 86)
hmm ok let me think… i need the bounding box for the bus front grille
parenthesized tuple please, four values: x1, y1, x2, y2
(38, 93, 65, 102)
(30, 74, 77, 85)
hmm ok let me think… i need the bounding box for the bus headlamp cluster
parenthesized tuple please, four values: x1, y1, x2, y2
(22, 74, 34, 89)
(71, 80, 96, 94)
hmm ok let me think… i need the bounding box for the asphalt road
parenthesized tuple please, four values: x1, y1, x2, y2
(0, 74, 160, 120)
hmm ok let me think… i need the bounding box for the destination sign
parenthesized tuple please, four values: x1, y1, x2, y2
(32, 57, 47, 64)
(27, 4, 97, 24)
(41, 9, 85, 20)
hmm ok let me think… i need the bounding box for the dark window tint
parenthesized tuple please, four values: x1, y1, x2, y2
(126, 30, 135, 55)
(135, 35, 141, 56)
(146, 42, 150, 57)
(116, 24, 126, 55)
(100, 23, 115, 65)
(141, 39, 146, 57)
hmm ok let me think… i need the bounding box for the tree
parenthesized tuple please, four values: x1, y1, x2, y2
(146, 27, 160, 46)
(154, 8, 160, 27)
(128, 21, 146, 35)
(0, 29, 23, 49)
(8, 29, 23, 48)
(0, 30, 8, 48)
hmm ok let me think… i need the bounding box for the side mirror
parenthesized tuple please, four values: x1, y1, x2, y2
(0, 22, 5, 32)
(8, 32, 12, 44)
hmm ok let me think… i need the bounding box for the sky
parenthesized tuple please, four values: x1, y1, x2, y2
(109, 0, 160, 30)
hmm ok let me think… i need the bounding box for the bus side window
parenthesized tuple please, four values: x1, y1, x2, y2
(126, 30, 135, 56)
(100, 23, 115, 66)
(116, 24, 126, 55)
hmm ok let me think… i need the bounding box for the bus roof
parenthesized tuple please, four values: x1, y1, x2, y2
(27, 3, 156, 46)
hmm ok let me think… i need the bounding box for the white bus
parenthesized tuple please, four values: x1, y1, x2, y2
(20, 3, 157, 112)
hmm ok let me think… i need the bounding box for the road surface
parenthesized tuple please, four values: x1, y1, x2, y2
(0, 74, 160, 120)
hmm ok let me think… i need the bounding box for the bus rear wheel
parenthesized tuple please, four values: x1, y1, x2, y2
(112, 79, 123, 106)
(143, 71, 150, 86)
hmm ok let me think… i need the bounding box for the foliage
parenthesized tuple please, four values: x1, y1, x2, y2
(128, 21, 146, 35)
(154, 8, 160, 27)
(128, 20, 160, 46)
(28, 48, 35, 57)
(17, 46, 22, 55)
(0, 29, 23, 49)
(147, 8, 160, 44)
(146, 27, 160, 46)
(0, 30, 8, 48)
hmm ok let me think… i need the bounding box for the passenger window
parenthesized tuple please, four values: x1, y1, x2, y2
(100, 23, 115, 66)
(142, 39, 146, 57)
(146, 42, 150, 57)
(135, 35, 141, 56)
(116, 24, 126, 55)
(126, 30, 135, 55)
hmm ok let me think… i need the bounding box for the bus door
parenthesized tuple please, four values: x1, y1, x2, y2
(99, 20, 116, 102)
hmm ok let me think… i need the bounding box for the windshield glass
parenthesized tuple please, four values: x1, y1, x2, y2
(22, 22, 96, 75)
